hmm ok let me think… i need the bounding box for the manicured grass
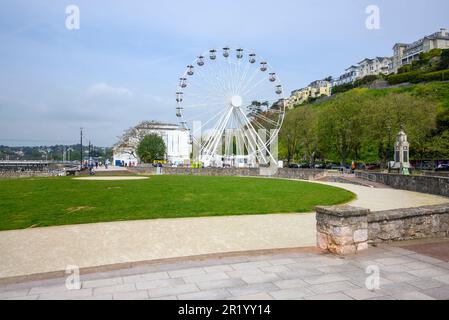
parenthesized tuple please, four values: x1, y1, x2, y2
(0, 176, 355, 231)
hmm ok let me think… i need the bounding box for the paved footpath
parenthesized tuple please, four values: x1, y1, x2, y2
(1, 243, 449, 300)
(0, 181, 448, 279)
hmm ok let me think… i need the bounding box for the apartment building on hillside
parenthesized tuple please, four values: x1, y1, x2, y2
(391, 28, 449, 73)
(288, 80, 332, 107)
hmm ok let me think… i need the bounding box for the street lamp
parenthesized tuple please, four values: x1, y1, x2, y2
(387, 125, 392, 173)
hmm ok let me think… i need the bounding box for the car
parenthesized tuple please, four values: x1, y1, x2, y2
(436, 164, 449, 172)
(314, 164, 326, 169)
(298, 163, 311, 169)
(366, 163, 381, 171)
(288, 163, 299, 169)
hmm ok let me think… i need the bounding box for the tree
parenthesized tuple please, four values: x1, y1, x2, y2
(279, 106, 319, 164)
(439, 49, 449, 70)
(317, 91, 364, 165)
(136, 134, 166, 163)
(279, 113, 300, 164)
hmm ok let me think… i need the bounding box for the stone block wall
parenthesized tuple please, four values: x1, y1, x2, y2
(369, 204, 449, 243)
(316, 206, 370, 255)
(316, 204, 449, 254)
(0, 170, 63, 179)
(355, 171, 449, 198)
(129, 167, 325, 181)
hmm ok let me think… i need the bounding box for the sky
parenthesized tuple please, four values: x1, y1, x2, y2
(0, 0, 448, 147)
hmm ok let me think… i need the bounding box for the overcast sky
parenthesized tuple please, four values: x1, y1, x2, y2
(0, 0, 448, 146)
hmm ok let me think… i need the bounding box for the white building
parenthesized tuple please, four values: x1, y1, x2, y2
(358, 57, 392, 78)
(333, 57, 392, 87)
(113, 121, 191, 166)
(391, 28, 449, 73)
(333, 65, 361, 86)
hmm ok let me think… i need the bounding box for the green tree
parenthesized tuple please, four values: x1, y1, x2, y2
(362, 93, 437, 163)
(439, 49, 449, 70)
(279, 105, 320, 164)
(317, 90, 364, 165)
(136, 134, 166, 164)
(279, 111, 302, 164)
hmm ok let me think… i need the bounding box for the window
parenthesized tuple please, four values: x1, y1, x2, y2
(395, 151, 400, 162)
(403, 151, 408, 163)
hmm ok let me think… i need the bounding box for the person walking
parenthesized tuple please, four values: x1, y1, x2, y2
(104, 159, 110, 170)
(88, 158, 95, 175)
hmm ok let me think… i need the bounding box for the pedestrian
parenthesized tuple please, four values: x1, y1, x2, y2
(105, 159, 110, 169)
(95, 160, 99, 169)
(88, 158, 94, 175)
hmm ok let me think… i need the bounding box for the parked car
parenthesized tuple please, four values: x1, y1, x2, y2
(366, 163, 381, 171)
(314, 163, 326, 169)
(436, 164, 449, 172)
(298, 163, 311, 169)
(288, 163, 299, 169)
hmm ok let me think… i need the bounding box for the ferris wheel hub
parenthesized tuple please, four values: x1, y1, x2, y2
(230, 95, 243, 107)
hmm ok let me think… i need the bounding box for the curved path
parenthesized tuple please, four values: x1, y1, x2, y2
(73, 176, 149, 181)
(0, 181, 447, 279)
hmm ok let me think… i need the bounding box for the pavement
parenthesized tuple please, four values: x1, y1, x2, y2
(73, 176, 149, 181)
(1, 243, 449, 300)
(317, 181, 449, 211)
(0, 181, 448, 280)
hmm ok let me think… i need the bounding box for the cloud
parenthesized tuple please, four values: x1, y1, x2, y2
(86, 82, 132, 98)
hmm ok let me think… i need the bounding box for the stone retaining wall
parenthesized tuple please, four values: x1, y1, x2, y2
(0, 171, 63, 179)
(355, 171, 449, 198)
(368, 204, 449, 243)
(421, 171, 449, 178)
(316, 204, 449, 254)
(316, 206, 369, 255)
(130, 167, 325, 181)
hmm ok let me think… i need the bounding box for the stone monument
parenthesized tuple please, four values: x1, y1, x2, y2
(392, 129, 411, 173)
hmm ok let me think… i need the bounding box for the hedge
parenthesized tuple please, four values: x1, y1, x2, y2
(387, 71, 422, 85)
(387, 69, 449, 85)
(417, 69, 449, 82)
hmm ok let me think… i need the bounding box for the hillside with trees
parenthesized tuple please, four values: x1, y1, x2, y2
(279, 82, 449, 166)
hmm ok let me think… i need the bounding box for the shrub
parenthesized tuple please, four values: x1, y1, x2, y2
(398, 64, 412, 74)
(353, 75, 381, 87)
(332, 83, 354, 94)
(387, 71, 423, 85)
(416, 69, 449, 82)
(439, 49, 449, 70)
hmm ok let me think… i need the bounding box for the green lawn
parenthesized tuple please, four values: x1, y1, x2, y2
(0, 176, 355, 231)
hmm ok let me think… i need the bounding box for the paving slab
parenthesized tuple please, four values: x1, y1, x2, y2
(269, 287, 314, 300)
(305, 293, 353, 300)
(395, 240, 449, 262)
(344, 288, 384, 300)
(422, 286, 449, 300)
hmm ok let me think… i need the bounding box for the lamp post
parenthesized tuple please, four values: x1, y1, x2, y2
(387, 125, 392, 173)
(80, 128, 83, 169)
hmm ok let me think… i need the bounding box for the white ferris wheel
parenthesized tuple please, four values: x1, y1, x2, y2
(176, 47, 286, 168)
